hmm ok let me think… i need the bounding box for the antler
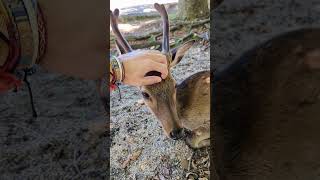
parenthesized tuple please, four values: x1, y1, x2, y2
(110, 9, 132, 53)
(154, 3, 170, 54)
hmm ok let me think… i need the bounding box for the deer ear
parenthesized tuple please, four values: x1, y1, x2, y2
(170, 40, 196, 68)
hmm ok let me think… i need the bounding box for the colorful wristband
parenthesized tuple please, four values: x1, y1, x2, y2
(110, 56, 125, 91)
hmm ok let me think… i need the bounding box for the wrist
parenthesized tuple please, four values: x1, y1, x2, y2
(110, 56, 125, 83)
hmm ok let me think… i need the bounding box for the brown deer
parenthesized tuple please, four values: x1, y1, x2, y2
(110, 3, 210, 149)
(213, 27, 320, 180)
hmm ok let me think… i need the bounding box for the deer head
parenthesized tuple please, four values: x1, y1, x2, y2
(110, 3, 195, 140)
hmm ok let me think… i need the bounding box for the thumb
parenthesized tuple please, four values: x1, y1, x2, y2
(141, 76, 162, 86)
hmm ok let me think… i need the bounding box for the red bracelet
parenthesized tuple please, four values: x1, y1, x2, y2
(110, 71, 117, 91)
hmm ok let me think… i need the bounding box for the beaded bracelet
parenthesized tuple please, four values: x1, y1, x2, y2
(110, 56, 124, 91)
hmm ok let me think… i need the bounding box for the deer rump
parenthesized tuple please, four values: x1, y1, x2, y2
(213, 27, 320, 180)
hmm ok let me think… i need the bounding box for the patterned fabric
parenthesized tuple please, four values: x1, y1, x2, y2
(110, 56, 123, 91)
(0, 1, 8, 38)
(22, 0, 39, 66)
(0, 0, 10, 66)
(2, 0, 38, 69)
(36, 2, 46, 63)
(0, 0, 22, 93)
(0, 0, 44, 93)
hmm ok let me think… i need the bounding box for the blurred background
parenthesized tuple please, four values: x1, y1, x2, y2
(111, 0, 178, 10)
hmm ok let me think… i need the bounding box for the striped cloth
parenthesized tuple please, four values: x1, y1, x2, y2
(0, 0, 40, 93)
(1, 0, 39, 69)
(0, 0, 9, 66)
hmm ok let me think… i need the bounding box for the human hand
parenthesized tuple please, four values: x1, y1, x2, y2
(118, 50, 168, 86)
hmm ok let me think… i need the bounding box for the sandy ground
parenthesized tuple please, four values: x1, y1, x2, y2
(0, 68, 108, 179)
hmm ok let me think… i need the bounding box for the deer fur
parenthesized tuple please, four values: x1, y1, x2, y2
(213, 27, 320, 180)
(110, 4, 210, 149)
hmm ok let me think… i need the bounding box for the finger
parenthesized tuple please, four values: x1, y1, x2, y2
(144, 53, 167, 64)
(143, 49, 162, 54)
(141, 76, 162, 86)
(148, 61, 168, 78)
(161, 70, 168, 79)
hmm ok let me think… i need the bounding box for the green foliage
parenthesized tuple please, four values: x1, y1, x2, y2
(168, 13, 177, 21)
(148, 35, 157, 43)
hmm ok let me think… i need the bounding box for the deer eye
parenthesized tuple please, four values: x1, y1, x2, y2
(141, 92, 150, 99)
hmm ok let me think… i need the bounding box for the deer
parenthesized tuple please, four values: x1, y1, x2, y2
(110, 3, 210, 149)
(213, 27, 320, 180)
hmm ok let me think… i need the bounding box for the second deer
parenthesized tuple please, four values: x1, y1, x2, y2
(213, 27, 320, 180)
(110, 3, 210, 149)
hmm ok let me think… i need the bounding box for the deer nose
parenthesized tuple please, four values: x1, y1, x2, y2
(170, 128, 184, 140)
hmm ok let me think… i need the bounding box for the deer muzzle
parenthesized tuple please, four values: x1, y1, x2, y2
(169, 128, 185, 140)
(155, 100, 185, 140)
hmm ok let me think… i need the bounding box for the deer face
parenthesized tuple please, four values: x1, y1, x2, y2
(141, 72, 180, 138)
(110, 3, 195, 140)
(140, 41, 195, 139)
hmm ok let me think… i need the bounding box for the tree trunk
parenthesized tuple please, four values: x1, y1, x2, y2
(177, 0, 209, 20)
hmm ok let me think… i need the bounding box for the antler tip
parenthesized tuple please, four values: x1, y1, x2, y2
(114, 9, 120, 17)
(154, 3, 161, 9)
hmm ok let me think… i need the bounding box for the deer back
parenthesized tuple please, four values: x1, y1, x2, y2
(213, 27, 320, 180)
(177, 70, 210, 130)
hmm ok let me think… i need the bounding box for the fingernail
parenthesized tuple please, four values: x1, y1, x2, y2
(162, 73, 167, 79)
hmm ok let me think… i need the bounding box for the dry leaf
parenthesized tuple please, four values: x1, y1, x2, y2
(186, 172, 198, 179)
(131, 149, 142, 160)
(136, 99, 145, 106)
(201, 156, 209, 164)
(192, 160, 197, 169)
(199, 178, 208, 180)
(121, 149, 142, 169)
(180, 158, 189, 170)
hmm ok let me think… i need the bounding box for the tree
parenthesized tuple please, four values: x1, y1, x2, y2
(177, 0, 209, 20)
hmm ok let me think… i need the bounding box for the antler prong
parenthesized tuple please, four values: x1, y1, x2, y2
(110, 9, 133, 53)
(154, 3, 170, 54)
